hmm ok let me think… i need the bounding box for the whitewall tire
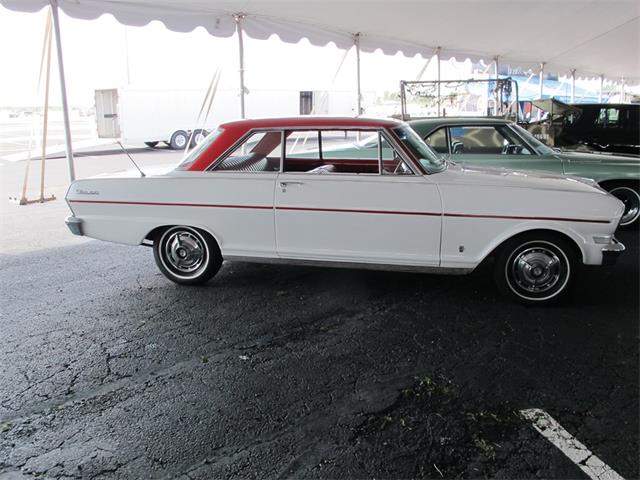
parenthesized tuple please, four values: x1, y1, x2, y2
(494, 233, 577, 305)
(153, 226, 222, 285)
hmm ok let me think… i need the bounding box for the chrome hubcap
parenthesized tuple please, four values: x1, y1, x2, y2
(164, 230, 204, 273)
(194, 133, 205, 144)
(511, 247, 561, 294)
(610, 187, 640, 226)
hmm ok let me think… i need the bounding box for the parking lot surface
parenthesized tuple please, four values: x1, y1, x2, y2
(0, 229, 637, 479)
(0, 150, 638, 479)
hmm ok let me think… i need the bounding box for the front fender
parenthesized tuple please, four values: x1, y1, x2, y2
(439, 217, 617, 269)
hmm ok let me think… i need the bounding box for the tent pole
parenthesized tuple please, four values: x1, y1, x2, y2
(570, 69, 576, 103)
(40, 15, 53, 202)
(50, 0, 75, 182)
(620, 78, 625, 102)
(598, 75, 603, 102)
(234, 13, 246, 119)
(355, 33, 361, 116)
(493, 55, 499, 115)
(436, 47, 441, 116)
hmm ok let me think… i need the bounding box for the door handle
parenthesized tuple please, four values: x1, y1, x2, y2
(279, 181, 304, 192)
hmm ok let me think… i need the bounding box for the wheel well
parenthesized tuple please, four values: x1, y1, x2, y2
(143, 225, 221, 251)
(144, 225, 167, 243)
(598, 179, 640, 191)
(484, 229, 583, 265)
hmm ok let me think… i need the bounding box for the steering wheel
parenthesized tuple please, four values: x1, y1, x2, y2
(502, 144, 523, 155)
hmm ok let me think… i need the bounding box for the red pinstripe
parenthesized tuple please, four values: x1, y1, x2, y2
(67, 199, 611, 224)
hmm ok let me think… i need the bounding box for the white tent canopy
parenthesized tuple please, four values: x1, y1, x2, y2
(2, 0, 638, 182)
(3, 0, 639, 80)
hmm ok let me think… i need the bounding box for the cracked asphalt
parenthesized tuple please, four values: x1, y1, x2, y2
(0, 226, 637, 479)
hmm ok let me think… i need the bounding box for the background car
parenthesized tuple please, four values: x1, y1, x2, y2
(522, 100, 639, 156)
(411, 117, 640, 228)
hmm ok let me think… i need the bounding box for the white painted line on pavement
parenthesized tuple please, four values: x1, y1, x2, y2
(520, 408, 624, 480)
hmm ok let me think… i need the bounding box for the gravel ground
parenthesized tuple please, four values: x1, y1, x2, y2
(0, 225, 637, 479)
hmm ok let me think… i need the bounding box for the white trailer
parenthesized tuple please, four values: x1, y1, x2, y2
(95, 87, 357, 149)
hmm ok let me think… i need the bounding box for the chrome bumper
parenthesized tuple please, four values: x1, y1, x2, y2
(65, 216, 83, 236)
(601, 237, 625, 266)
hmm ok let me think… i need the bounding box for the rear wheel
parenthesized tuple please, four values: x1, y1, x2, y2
(169, 130, 189, 150)
(494, 233, 577, 305)
(606, 183, 639, 228)
(190, 129, 208, 148)
(153, 226, 222, 285)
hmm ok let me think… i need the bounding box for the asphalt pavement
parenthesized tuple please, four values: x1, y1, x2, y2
(0, 148, 638, 479)
(0, 237, 638, 478)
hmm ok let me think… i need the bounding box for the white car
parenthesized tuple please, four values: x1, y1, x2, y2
(65, 117, 625, 304)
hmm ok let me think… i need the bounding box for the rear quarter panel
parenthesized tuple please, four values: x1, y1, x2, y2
(65, 173, 277, 257)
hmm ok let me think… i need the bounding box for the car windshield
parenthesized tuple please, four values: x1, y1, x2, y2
(175, 127, 224, 170)
(392, 126, 445, 173)
(511, 124, 555, 155)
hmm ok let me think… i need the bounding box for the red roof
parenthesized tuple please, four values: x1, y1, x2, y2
(219, 116, 403, 129)
(184, 116, 405, 171)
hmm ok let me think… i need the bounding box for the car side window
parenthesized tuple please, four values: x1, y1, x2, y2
(282, 130, 412, 175)
(379, 134, 413, 175)
(449, 125, 532, 155)
(212, 131, 282, 172)
(595, 108, 620, 128)
(424, 128, 449, 154)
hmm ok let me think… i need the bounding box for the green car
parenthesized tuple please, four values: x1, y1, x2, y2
(410, 117, 640, 228)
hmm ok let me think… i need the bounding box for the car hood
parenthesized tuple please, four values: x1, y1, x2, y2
(438, 163, 603, 194)
(556, 150, 640, 166)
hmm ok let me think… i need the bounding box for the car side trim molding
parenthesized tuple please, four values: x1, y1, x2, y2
(67, 199, 612, 224)
(223, 255, 473, 275)
(68, 199, 273, 210)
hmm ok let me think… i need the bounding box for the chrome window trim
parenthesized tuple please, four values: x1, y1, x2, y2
(206, 128, 283, 173)
(205, 125, 420, 174)
(378, 129, 419, 176)
(281, 127, 419, 177)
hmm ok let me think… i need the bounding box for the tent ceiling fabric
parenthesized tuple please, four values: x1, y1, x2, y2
(2, 0, 639, 80)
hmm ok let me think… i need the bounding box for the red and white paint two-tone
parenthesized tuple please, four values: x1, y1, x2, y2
(65, 117, 625, 304)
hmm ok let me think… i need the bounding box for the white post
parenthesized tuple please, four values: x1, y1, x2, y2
(49, 0, 75, 182)
(436, 47, 441, 116)
(539, 62, 545, 98)
(234, 13, 246, 119)
(354, 33, 361, 116)
(620, 78, 625, 102)
(599, 75, 604, 102)
(570, 69, 576, 103)
(124, 25, 131, 85)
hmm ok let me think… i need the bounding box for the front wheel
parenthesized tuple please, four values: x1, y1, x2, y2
(153, 226, 222, 285)
(606, 183, 639, 228)
(494, 233, 577, 305)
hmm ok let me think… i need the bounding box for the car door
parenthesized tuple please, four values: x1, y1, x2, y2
(274, 129, 442, 267)
(426, 124, 564, 174)
(204, 130, 281, 257)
